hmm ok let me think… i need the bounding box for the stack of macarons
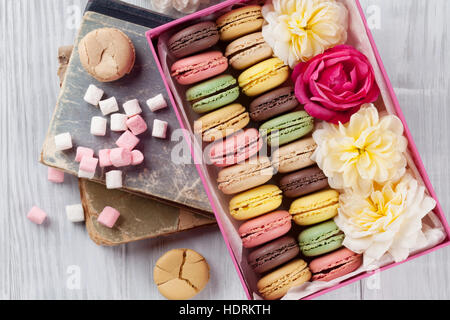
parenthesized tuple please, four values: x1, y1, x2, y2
(167, 5, 362, 300)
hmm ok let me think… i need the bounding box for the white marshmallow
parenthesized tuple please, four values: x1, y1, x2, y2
(84, 84, 104, 106)
(55, 132, 73, 151)
(65, 204, 85, 223)
(99, 97, 119, 116)
(152, 119, 168, 139)
(90, 116, 107, 136)
(147, 94, 167, 112)
(111, 113, 128, 132)
(78, 169, 95, 179)
(106, 170, 123, 189)
(123, 99, 142, 117)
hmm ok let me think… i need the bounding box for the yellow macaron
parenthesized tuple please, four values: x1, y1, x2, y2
(229, 184, 282, 220)
(289, 190, 339, 226)
(238, 58, 289, 97)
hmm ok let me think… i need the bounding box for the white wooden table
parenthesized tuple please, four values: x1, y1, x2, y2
(1, 0, 450, 300)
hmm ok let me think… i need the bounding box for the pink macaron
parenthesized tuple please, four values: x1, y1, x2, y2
(171, 51, 228, 85)
(238, 210, 292, 249)
(309, 248, 363, 282)
(208, 128, 262, 167)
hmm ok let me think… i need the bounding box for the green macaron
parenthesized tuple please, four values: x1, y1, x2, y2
(186, 75, 240, 114)
(259, 111, 314, 146)
(298, 220, 344, 257)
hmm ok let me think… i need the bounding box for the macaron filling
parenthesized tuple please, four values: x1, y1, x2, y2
(210, 134, 261, 161)
(227, 41, 268, 62)
(299, 230, 345, 252)
(241, 64, 289, 92)
(218, 9, 263, 32)
(250, 241, 298, 270)
(217, 161, 273, 189)
(258, 265, 309, 297)
(188, 79, 238, 103)
(172, 56, 227, 78)
(275, 144, 316, 167)
(312, 254, 362, 281)
(250, 89, 296, 119)
(230, 189, 282, 216)
(169, 26, 219, 53)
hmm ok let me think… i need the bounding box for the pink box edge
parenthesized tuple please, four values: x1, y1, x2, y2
(145, 0, 450, 300)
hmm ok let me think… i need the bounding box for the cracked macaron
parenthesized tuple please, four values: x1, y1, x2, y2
(153, 248, 210, 300)
(187, 75, 240, 113)
(194, 103, 249, 142)
(298, 220, 344, 257)
(216, 5, 264, 41)
(171, 51, 228, 85)
(78, 28, 135, 82)
(168, 21, 219, 58)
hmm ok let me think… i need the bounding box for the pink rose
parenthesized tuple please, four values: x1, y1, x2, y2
(292, 45, 380, 124)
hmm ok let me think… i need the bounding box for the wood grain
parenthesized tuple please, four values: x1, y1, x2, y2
(1, 0, 449, 300)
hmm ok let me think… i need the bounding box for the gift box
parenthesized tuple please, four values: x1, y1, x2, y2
(146, 0, 450, 299)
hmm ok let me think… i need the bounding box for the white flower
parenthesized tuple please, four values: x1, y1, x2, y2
(335, 173, 436, 266)
(312, 104, 408, 195)
(262, 0, 348, 67)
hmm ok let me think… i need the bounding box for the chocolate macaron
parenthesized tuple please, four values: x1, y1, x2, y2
(248, 236, 300, 274)
(280, 166, 329, 198)
(168, 21, 219, 58)
(250, 87, 299, 122)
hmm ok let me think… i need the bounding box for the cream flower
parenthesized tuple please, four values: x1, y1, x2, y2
(336, 173, 436, 266)
(262, 0, 348, 67)
(312, 104, 408, 195)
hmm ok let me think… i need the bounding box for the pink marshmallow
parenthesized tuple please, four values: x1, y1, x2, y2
(97, 206, 120, 228)
(99, 149, 112, 167)
(47, 167, 64, 183)
(126, 115, 148, 136)
(116, 130, 140, 151)
(131, 150, 144, 165)
(75, 147, 94, 162)
(110, 148, 132, 167)
(79, 157, 98, 173)
(27, 206, 47, 225)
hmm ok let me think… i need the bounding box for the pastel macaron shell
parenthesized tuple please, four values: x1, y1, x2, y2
(260, 111, 314, 147)
(217, 156, 274, 195)
(171, 51, 228, 85)
(298, 220, 344, 257)
(257, 259, 311, 300)
(216, 5, 264, 41)
(208, 128, 262, 167)
(310, 248, 363, 282)
(248, 236, 300, 274)
(271, 138, 317, 174)
(279, 166, 329, 198)
(168, 21, 219, 58)
(225, 32, 273, 70)
(238, 210, 292, 248)
(229, 184, 283, 220)
(289, 189, 339, 226)
(238, 58, 290, 97)
(249, 86, 299, 122)
(186, 74, 239, 113)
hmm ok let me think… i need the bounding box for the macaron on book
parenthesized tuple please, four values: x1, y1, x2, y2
(146, 0, 450, 300)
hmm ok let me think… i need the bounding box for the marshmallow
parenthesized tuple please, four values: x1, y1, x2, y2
(84, 84, 104, 106)
(152, 119, 168, 139)
(99, 97, 119, 116)
(78, 169, 95, 179)
(123, 99, 142, 117)
(27, 206, 47, 225)
(106, 170, 123, 189)
(147, 94, 167, 112)
(65, 204, 85, 223)
(110, 148, 132, 167)
(90, 116, 107, 136)
(116, 130, 140, 150)
(98, 206, 120, 228)
(111, 113, 128, 132)
(126, 115, 148, 136)
(131, 150, 144, 166)
(75, 147, 94, 162)
(55, 132, 72, 151)
(80, 157, 98, 173)
(48, 167, 64, 183)
(99, 149, 112, 167)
